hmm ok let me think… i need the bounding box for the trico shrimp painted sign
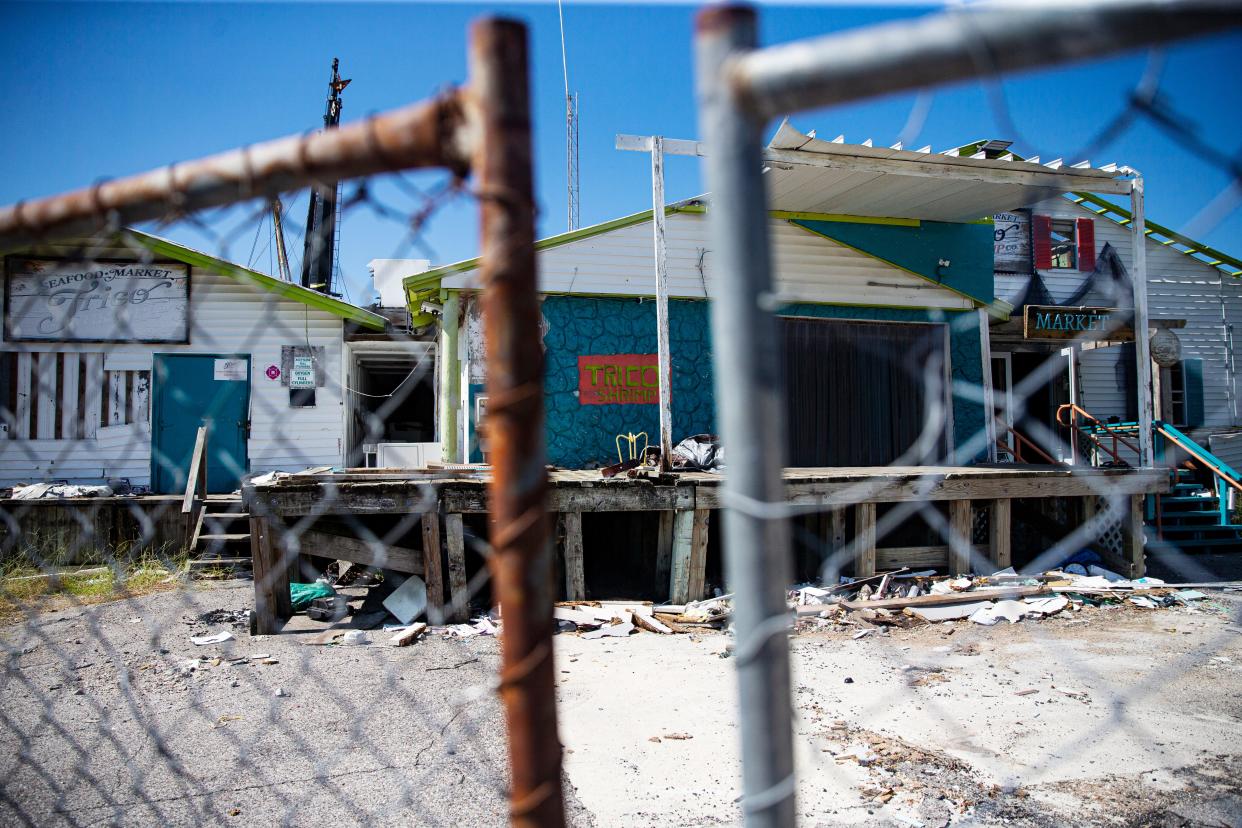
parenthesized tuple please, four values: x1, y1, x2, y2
(577, 354, 661, 405)
(4, 258, 190, 343)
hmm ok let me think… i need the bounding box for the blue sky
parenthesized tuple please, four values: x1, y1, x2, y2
(3, 2, 1240, 303)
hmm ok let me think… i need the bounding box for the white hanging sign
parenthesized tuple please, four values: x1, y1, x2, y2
(4, 258, 190, 343)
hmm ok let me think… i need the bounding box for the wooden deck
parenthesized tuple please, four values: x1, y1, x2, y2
(243, 464, 1168, 634)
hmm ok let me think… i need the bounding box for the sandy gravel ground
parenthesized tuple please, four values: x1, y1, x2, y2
(2, 580, 1240, 827)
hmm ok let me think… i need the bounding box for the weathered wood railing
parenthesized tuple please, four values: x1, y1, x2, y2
(181, 426, 208, 550)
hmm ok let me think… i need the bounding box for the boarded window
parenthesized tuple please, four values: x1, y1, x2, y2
(0, 352, 148, 440)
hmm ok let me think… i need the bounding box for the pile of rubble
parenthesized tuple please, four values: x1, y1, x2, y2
(793, 566, 1234, 633)
(553, 596, 732, 637)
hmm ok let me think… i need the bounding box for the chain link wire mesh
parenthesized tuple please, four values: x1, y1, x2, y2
(690, 4, 1242, 826)
(0, 164, 528, 825)
(1, 4, 1242, 828)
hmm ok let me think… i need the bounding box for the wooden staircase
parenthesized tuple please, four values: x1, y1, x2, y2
(1151, 468, 1242, 553)
(1057, 406, 1242, 555)
(188, 496, 253, 574)
(181, 427, 253, 576)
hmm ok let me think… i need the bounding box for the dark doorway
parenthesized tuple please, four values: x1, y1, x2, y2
(349, 352, 435, 463)
(1010, 351, 1071, 456)
(781, 317, 948, 466)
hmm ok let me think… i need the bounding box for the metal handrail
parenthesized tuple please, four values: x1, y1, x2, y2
(1156, 421, 1242, 495)
(1056, 403, 1142, 466)
(995, 420, 1059, 465)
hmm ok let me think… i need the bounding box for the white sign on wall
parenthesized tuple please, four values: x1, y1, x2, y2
(213, 358, 248, 381)
(4, 258, 190, 343)
(289, 355, 316, 389)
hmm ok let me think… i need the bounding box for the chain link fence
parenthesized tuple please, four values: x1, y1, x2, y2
(2, 3, 1242, 827)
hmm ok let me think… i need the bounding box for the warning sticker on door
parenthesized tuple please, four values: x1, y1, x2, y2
(213, 358, 247, 381)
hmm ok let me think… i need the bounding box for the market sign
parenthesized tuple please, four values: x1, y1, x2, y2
(578, 354, 661, 405)
(4, 258, 189, 343)
(993, 211, 1031, 272)
(1023, 305, 1133, 341)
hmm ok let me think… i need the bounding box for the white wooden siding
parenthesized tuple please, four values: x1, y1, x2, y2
(443, 212, 975, 311)
(1006, 196, 1242, 427)
(0, 269, 346, 486)
(1078, 343, 1129, 423)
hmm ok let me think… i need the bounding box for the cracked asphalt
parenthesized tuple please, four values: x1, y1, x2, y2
(0, 580, 595, 827)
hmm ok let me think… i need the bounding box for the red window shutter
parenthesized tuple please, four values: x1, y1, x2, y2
(1032, 214, 1053, 269)
(1076, 217, 1096, 272)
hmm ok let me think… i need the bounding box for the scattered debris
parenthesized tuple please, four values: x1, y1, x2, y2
(190, 631, 235, 646)
(582, 621, 635, 640)
(341, 630, 371, 646)
(289, 581, 336, 612)
(198, 609, 252, 628)
(390, 623, 428, 647)
(307, 595, 348, 622)
(382, 575, 427, 625)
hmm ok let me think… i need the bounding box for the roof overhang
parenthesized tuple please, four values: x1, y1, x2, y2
(126, 230, 388, 331)
(762, 122, 1132, 221)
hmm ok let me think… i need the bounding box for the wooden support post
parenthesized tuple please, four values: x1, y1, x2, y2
(444, 513, 470, 623)
(651, 136, 674, 471)
(1120, 493, 1147, 579)
(1131, 177, 1155, 467)
(830, 507, 847, 551)
(853, 502, 876, 578)
(562, 511, 586, 601)
(421, 512, 445, 624)
(250, 516, 291, 635)
(670, 508, 709, 602)
(949, 499, 973, 575)
(989, 498, 1012, 571)
(654, 510, 675, 596)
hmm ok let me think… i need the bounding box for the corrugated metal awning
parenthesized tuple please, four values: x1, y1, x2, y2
(764, 122, 1130, 222)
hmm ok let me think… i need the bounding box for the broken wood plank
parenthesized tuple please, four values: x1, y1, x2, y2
(633, 613, 672, 634)
(421, 512, 445, 625)
(562, 511, 586, 601)
(390, 622, 428, 646)
(836, 585, 1048, 612)
(444, 513, 469, 623)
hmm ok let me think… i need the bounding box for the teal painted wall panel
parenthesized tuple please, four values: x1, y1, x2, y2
(542, 296, 714, 468)
(793, 219, 995, 304)
(538, 295, 988, 468)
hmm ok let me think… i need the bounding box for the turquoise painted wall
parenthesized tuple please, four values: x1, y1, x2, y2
(538, 295, 987, 468)
(794, 219, 995, 304)
(542, 296, 714, 467)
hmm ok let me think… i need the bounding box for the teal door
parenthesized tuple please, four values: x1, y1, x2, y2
(151, 354, 251, 494)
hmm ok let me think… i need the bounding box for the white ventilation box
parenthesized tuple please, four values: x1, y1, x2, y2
(368, 259, 430, 308)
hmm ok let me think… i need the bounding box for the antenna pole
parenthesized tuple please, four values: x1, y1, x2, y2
(558, 0, 580, 231)
(301, 58, 351, 294)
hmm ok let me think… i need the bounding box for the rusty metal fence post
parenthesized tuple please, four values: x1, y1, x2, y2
(470, 18, 566, 828)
